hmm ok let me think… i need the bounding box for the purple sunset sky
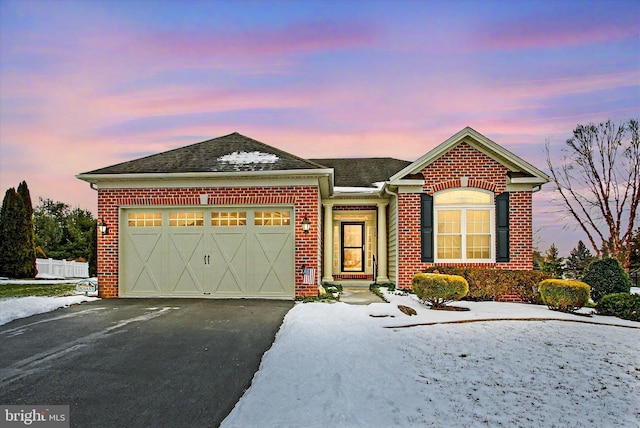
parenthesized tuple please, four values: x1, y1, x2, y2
(1, 0, 638, 256)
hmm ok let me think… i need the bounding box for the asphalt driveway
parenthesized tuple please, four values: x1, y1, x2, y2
(0, 298, 293, 427)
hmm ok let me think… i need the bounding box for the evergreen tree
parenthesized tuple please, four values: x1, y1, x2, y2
(0, 188, 27, 277)
(541, 243, 565, 278)
(16, 181, 36, 277)
(565, 240, 594, 279)
(17, 181, 33, 217)
(0, 183, 37, 278)
(0, 188, 16, 277)
(532, 248, 544, 271)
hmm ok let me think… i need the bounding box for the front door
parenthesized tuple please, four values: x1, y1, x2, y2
(341, 222, 364, 272)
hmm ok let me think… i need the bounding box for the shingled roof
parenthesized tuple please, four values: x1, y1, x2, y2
(82, 132, 326, 175)
(310, 158, 412, 187)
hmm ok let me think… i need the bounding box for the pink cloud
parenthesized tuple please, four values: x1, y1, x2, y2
(471, 12, 638, 50)
(135, 20, 377, 59)
(503, 71, 639, 99)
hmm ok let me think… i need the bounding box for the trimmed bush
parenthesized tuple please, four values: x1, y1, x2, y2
(597, 293, 640, 322)
(538, 279, 590, 313)
(424, 267, 550, 303)
(509, 270, 550, 304)
(582, 257, 631, 302)
(412, 273, 469, 308)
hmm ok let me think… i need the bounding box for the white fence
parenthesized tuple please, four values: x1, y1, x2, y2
(36, 258, 89, 279)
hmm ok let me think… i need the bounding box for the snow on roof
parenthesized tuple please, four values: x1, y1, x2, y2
(334, 182, 386, 194)
(218, 151, 279, 164)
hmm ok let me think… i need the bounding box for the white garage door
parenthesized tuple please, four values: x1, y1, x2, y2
(120, 207, 294, 298)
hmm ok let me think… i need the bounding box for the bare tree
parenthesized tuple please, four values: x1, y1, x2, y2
(546, 119, 639, 270)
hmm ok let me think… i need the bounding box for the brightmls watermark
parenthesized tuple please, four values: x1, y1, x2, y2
(1, 405, 69, 427)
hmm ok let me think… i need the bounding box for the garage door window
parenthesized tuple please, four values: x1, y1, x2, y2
(128, 212, 162, 227)
(169, 211, 204, 227)
(255, 211, 291, 226)
(211, 211, 247, 226)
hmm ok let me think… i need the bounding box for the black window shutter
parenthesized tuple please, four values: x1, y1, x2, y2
(496, 192, 510, 262)
(420, 193, 434, 262)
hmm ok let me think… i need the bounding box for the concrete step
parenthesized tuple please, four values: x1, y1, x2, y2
(339, 287, 384, 305)
(334, 280, 372, 289)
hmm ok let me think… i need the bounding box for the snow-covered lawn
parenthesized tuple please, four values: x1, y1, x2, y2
(222, 290, 640, 428)
(1, 285, 637, 426)
(0, 295, 99, 326)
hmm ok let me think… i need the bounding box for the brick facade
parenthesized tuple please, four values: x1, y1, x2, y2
(91, 134, 544, 301)
(396, 142, 534, 289)
(97, 185, 321, 298)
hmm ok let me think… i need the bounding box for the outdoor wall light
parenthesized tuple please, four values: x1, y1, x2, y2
(302, 216, 311, 234)
(98, 218, 109, 235)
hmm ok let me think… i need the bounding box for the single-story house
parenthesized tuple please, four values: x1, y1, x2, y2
(77, 127, 549, 299)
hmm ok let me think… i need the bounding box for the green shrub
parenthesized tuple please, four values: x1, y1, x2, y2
(538, 279, 590, 312)
(582, 257, 631, 302)
(412, 273, 468, 308)
(323, 283, 343, 292)
(510, 270, 550, 305)
(424, 267, 550, 303)
(597, 293, 640, 322)
(371, 282, 395, 291)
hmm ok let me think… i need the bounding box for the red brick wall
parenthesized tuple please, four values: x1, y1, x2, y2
(97, 185, 320, 298)
(396, 141, 534, 289)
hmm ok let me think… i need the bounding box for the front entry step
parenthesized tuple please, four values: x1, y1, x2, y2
(340, 287, 384, 305)
(334, 280, 372, 289)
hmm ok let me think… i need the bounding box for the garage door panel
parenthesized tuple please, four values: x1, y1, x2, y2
(208, 232, 248, 295)
(122, 231, 164, 295)
(252, 231, 293, 296)
(167, 232, 205, 295)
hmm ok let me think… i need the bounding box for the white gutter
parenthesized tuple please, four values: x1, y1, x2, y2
(77, 168, 335, 184)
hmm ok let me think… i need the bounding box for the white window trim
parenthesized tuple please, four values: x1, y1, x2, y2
(434, 188, 495, 264)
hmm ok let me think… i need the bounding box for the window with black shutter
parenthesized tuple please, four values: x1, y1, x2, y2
(420, 193, 433, 262)
(495, 192, 510, 262)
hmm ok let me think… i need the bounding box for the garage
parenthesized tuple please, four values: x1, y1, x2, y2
(120, 207, 295, 298)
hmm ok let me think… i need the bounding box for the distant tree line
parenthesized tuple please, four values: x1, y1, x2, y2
(0, 181, 97, 278)
(535, 230, 640, 280)
(33, 197, 97, 275)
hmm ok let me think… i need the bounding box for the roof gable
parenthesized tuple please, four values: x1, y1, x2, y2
(389, 127, 550, 185)
(82, 132, 326, 175)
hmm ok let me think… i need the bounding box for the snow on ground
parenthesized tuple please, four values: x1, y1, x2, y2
(222, 290, 640, 428)
(0, 295, 99, 326)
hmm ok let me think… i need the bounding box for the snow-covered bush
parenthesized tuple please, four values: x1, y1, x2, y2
(412, 273, 468, 308)
(538, 279, 590, 313)
(582, 257, 631, 302)
(597, 293, 640, 322)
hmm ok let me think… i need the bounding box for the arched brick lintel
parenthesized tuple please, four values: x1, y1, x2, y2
(430, 179, 497, 194)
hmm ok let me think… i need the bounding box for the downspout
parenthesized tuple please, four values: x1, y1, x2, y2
(384, 183, 399, 286)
